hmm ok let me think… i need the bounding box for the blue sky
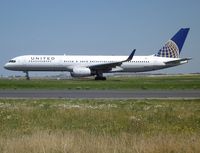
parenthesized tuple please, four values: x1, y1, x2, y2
(0, 0, 199, 76)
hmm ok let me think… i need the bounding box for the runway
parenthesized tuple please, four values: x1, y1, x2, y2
(0, 90, 199, 99)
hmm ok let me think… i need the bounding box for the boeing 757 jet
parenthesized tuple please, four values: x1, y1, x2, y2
(4, 28, 190, 80)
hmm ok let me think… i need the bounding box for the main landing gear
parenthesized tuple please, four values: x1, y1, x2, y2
(95, 76, 106, 80)
(95, 73, 106, 80)
(24, 71, 30, 80)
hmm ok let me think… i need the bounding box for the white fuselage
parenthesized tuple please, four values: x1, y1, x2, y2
(4, 55, 186, 73)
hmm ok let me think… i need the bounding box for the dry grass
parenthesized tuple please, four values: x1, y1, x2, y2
(0, 131, 199, 153)
(0, 99, 200, 153)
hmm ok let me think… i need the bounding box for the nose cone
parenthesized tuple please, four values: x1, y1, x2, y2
(4, 63, 11, 70)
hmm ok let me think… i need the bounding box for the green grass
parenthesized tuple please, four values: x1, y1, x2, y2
(0, 99, 200, 153)
(1, 74, 200, 90)
(0, 98, 200, 135)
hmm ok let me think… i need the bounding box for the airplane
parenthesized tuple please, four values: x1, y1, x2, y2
(4, 28, 191, 80)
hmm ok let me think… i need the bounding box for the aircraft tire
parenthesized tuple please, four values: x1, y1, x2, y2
(95, 76, 106, 80)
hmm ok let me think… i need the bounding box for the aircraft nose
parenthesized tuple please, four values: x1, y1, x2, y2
(4, 63, 10, 70)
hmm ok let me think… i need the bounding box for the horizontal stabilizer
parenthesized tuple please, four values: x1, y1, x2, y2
(164, 58, 192, 65)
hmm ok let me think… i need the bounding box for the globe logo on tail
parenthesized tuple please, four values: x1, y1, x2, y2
(157, 40, 179, 58)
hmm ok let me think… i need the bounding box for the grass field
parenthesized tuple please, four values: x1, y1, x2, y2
(0, 98, 200, 153)
(0, 74, 200, 90)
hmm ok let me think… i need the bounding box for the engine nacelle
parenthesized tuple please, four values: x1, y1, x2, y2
(70, 67, 92, 77)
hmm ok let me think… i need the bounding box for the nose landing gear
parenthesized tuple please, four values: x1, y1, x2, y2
(24, 71, 30, 80)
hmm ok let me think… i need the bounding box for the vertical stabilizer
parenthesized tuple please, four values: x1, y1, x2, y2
(156, 28, 189, 58)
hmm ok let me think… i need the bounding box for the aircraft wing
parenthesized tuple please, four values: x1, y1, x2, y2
(164, 58, 192, 65)
(88, 49, 136, 71)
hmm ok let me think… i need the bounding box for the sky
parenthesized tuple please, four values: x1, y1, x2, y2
(0, 0, 199, 76)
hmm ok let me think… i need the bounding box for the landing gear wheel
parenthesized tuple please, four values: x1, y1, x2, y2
(95, 76, 106, 80)
(24, 71, 30, 80)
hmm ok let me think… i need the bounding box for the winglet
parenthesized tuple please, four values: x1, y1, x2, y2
(125, 49, 136, 62)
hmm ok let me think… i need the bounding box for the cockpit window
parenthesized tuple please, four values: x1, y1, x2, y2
(9, 60, 16, 63)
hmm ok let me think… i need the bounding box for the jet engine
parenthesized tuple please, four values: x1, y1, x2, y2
(70, 67, 92, 77)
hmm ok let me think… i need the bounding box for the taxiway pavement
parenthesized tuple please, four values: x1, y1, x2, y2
(0, 90, 199, 99)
